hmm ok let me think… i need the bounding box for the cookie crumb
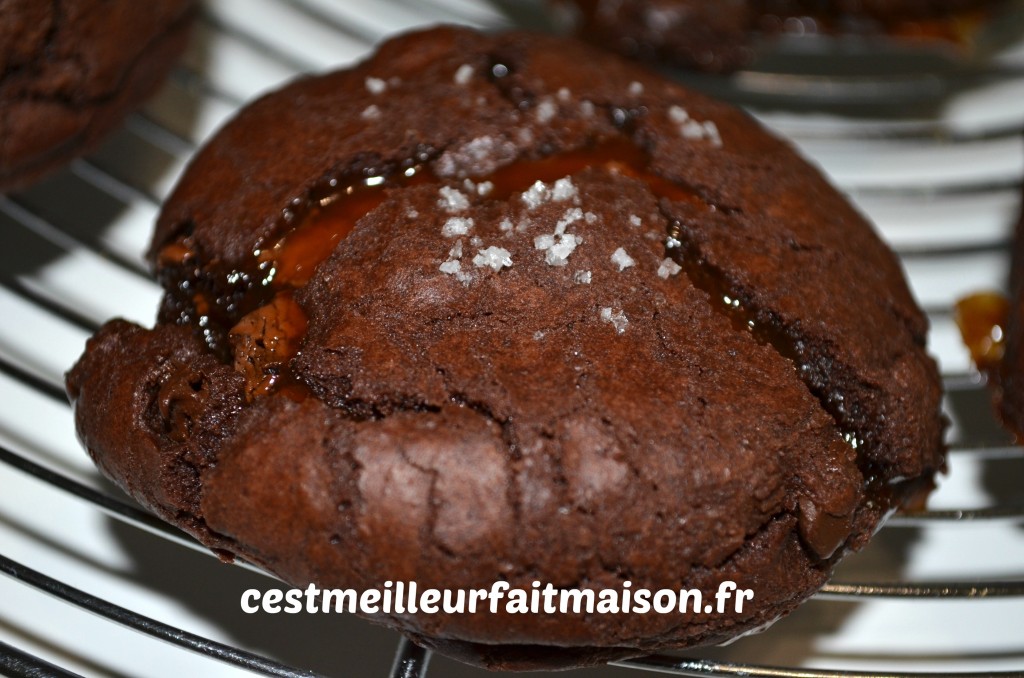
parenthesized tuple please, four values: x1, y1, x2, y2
(611, 247, 635, 271)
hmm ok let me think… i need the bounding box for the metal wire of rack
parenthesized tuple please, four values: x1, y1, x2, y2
(1, 1, 1023, 677)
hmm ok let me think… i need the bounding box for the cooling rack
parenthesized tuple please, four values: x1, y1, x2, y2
(1, 1, 1023, 677)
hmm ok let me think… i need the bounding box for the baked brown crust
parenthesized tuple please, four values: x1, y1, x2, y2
(0, 0, 196, 192)
(67, 27, 945, 669)
(556, 0, 1008, 73)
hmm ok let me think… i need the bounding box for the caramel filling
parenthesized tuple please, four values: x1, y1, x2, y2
(157, 138, 711, 401)
(955, 291, 1009, 375)
(228, 292, 308, 399)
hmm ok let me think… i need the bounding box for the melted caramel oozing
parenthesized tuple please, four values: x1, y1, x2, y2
(158, 241, 195, 266)
(210, 137, 709, 399)
(228, 292, 308, 400)
(954, 291, 1009, 374)
(264, 138, 705, 286)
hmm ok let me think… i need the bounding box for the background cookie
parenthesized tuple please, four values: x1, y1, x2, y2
(67, 27, 945, 670)
(0, 0, 196, 193)
(555, 0, 1009, 73)
(996, 190, 1024, 436)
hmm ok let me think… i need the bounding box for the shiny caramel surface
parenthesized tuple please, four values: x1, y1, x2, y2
(955, 291, 1010, 374)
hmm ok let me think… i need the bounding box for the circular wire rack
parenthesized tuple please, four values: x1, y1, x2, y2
(1, 1, 1023, 677)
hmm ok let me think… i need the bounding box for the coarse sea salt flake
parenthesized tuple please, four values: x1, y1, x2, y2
(629, 81, 644, 96)
(438, 186, 469, 213)
(629, 214, 642, 227)
(584, 212, 598, 224)
(555, 207, 583, 235)
(574, 270, 592, 284)
(535, 98, 557, 124)
(473, 246, 513, 271)
(611, 247, 635, 271)
(365, 77, 387, 94)
(454, 64, 474, 85)
(658, 258, 682, 279)
(521, 180, 550, 209)
(551, 177, 578, 203)
(361, 104, 381, 121)
(442, 217, 473, 237)
(669, 105, 689, 124)
(600, 307, 629, 334)
(546, 235, 579, 266)
(681, 119, 706, 140)
(499, 218, 514, 233)
(534, 234, 555, 250)
(557, 87, 571, 102)
(704, 121, 723, 148)
(440, 260, 462, 275)
(448, 239, 464, 259)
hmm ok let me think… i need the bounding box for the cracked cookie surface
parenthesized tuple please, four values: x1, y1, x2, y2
(67, 27, 945, 671)
(0, 0, 195, 192)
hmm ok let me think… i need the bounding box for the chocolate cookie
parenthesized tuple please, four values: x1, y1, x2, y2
(66, 27, 945, 670)
(997, 190, 1024, 436)
(0, 0, 196, 193)
(555, 0, 1007, 73)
